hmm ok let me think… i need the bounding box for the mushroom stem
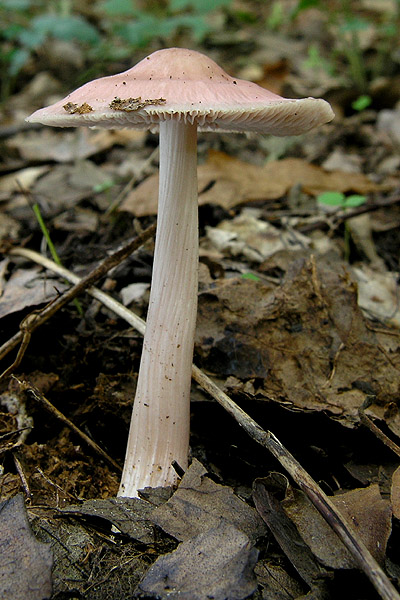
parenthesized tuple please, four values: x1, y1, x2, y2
(118, 120, 198, 497)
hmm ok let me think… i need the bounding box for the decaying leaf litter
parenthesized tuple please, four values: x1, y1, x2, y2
(1, 2, 400, 599)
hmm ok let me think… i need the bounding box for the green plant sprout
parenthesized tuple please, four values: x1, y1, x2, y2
(351, 94, 372, 112)
(32, 202, 83, 315)
(317, 191, 366, 209)
(241, 272, 260, 282)
(317, 191, 367, 261)
(292, 0, 400, 93)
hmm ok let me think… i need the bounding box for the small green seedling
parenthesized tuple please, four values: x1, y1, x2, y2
(32, 202, 83, 314)
(351, 95, 372, 112)
(317, 191, 366, 209)
(241, 272, 260, 282)
(317, 191, 367, 262)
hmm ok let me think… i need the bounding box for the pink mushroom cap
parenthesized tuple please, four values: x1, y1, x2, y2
(26, 47, 334, 135)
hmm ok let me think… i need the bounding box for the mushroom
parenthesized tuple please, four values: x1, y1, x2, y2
(26, 48, 334, 498)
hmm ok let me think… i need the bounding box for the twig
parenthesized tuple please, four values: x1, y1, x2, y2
(12, 452, 31, 499)
(3, 249, 399, 600)
(298, 192, 400, 234)
(359, 397, 400, 459)
(0, 223, 155, 364)
(0, 302, 56, 381)
(13, 376, 122, 472)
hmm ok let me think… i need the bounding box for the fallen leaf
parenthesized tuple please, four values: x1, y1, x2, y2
(0, 268, 66, 319)
(152, 458, 266, 543)
(0, 494, 53, 600)
(0, 166, 49, 194)
(30, 511, 150, 597)
(0, 213, 20, 241)
(62, 497, 155, 543)
(263, 157, 382, 196)
(282, 484, 392, 568)
(120, 151, 384, 216)
(391, 466, 400, 521)
(196, 256, 400, 426)
(31, 162, 108, 213)
(253, 475, 331, 594)
(136, 520, 259, 600)
(353, 265, 400, 327)
(377, 108, 400, 145)
(7, 128, 145, 163)
(205, 209, 311, 262)
(254, 560, 307, 600)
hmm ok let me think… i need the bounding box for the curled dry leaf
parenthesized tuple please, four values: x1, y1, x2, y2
(137, 520, 259, 600)
(282, 484, 392, 569)
(0, 494, 53, 600)
(151, 459, 266, 543)
(61, 497, 155, 543)
(252, 475, 332, 595)
(391, 466, 400, 521)
(196, 255, 400, 427)
(120, 151, 385, 217)
(0, 267, 66, 319)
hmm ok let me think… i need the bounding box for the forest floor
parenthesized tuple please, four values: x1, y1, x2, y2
(0, 2, 400, 599)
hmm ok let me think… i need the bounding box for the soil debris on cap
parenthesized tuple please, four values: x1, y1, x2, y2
(109, 96, 166, 112)
(63, 102, 93, 114)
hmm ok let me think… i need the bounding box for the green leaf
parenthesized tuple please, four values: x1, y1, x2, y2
(241, 273, 260, 282)
(169, 0, 230, 13)
(317, 191, 345, 207)
(8, 47, 30, 75)
(0, 0, 32, 10)
(166, 14, 210, 40)
(339, 17, 369, 34)
(100, 0, 137, 17)
(18, 27, 46, 49)
(351, 95, 372, 111)
(267, 2, 285, 30)
(2, 23, 24, 41)
(291, 0, 321, 19)
(343, 194, 366, 208)
(31, 14, 100, 44)
(117, 16, 159, 46)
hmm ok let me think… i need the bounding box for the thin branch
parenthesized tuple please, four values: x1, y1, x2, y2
(359, 397, 400, 459)
(0, 223, 155, 364)
(13, 376, 121, 472)
(298, 192, 400, 234)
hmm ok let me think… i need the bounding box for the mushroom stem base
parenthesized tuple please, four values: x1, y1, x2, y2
(118, 120, 198, 497)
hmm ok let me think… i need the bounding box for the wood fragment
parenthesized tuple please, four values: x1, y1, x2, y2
(359, 397, 400, 459)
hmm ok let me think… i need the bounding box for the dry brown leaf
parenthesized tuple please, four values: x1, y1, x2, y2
(120, 151, 384, 217)
(0, 166, 49, 194)
(254, 560, 307, 600)
(0, 494, 53, 600)
(265, 157, 382, 196)
(391, 466, 400, 520)
(253, 475, 331, 595)
(152, 459, 266, 543)
(0, 267, 66, 319)
(62, 498, 155, 543)
(283, 484, 392, 569)
(196, 256, 400, 426)
(7, 128, 145, 163)
(137, 520, 259, 600)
